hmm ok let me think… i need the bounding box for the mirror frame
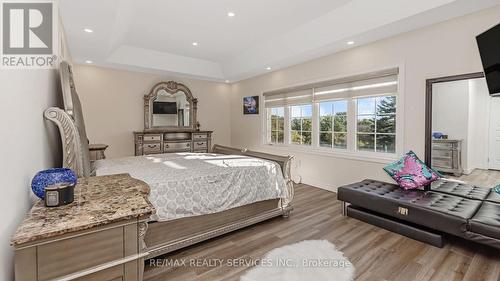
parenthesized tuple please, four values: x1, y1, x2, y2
(424, 72, 485, 170)
(144, 81, 198, 131)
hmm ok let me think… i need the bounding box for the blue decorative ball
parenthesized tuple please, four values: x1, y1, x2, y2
(31, 168, 77, 199)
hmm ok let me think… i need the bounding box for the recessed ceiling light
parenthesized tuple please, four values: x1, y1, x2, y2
(225, 80, 230, 83)
(347, 41, 355, 45)
(192, 42, 199, 46)
(85, 60, 93, 64)
(84, 28, 93, 33)
(266, 67, 272, 70)
(227, 12, 235, 17)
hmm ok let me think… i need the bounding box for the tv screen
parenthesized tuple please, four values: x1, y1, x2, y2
(476, 23, 500, 96)
(153, 102, 177, 114)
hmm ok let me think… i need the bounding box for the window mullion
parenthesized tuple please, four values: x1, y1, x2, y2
(313, 102, 319, 148)
(331, 103, 334, 147)
(374, 112, 378, 152)
(347, 99, 356, 152)
(285, 107, 290, 145)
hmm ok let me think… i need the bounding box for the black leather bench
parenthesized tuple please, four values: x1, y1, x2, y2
(338, 179, 500, 249)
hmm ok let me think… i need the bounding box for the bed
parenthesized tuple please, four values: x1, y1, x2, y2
(44, 61, 294, 260)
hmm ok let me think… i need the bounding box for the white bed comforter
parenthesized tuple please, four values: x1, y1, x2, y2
(95, 153, 287, 221)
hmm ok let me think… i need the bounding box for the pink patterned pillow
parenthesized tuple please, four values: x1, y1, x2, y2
(383, 151, 440, 190)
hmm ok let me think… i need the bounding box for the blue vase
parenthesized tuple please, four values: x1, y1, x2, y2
(432, 132, 443, 139)
(31, 168, 77, 199)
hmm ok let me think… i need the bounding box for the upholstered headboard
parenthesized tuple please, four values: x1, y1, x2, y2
(44, 61, 91, 178)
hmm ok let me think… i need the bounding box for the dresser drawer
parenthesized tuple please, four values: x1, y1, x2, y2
(432, 158, 453, 169)
(37, 227, 124, 281)
(194, 141, 207, 150)
(143, 134, 162, 142)
(432, 149, 453, 158)
(164, 132, 191, 140)
(193, 133, 208, 140)
(164, 141, 191, 152)
(432, 142, 459, 150)
(143, 143, 162, 154)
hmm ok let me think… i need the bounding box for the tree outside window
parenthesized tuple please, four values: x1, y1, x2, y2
(319, 100, 348, 149)
(356, 96, 396, 153)
(290, 105, 312, 145)
(268, 107, 284, 143)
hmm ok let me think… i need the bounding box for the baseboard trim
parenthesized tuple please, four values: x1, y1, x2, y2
(300, 177, 338, 193)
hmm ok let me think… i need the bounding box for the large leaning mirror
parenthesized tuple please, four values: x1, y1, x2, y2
(144, 81, 198, 130)
(425, 72, 500, 188)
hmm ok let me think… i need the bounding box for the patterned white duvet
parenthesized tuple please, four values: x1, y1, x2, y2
(95, 153, 287, 221)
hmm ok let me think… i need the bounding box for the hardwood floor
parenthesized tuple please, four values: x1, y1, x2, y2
(449, 169, 500, 188)
(144, 184, 500, 281)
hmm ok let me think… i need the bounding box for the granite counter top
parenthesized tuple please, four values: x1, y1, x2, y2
(11, 173, 155, 246)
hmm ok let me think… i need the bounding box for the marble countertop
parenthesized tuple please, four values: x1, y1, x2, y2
(11, 173, 155, 246)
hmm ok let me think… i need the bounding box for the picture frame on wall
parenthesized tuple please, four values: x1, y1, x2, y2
(243, 96, 259, 115)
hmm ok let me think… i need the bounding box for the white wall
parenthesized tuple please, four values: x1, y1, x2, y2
(0, 9, 71, 281)
(468, 78, 491, 170)
(229, 6, 500, 190)
(72, 65, 232, 159)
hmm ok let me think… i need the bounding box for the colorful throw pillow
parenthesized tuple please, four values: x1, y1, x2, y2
(383, 151, 440, 190)
(494, 185, 500, 195)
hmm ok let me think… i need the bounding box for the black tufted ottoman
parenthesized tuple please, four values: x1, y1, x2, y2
(465, 202, 500, 249)
(430, 180, 491, 200)
(338, 179, 500, 249)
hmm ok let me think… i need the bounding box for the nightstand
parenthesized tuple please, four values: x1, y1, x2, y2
(89, 143, 108, 161)
(11, 174, 154, 281)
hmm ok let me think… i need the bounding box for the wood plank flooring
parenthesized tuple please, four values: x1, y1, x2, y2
(144, 184, 500, 281)
(449, 169, 500, 188)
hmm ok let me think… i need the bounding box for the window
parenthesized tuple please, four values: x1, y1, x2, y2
(319, 100, 348, 149)
(267, 107, 285, 144)
(356, 96, 396, 153)
(263, 68, 399, 159)
(290, 105, 312, 145)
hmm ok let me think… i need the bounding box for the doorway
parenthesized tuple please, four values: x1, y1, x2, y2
(489, 97, 500, 170)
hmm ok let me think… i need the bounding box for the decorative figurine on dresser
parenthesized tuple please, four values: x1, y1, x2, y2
(134, 81, 213, 156)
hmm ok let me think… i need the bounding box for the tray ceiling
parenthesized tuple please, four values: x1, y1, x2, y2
(60, 0, 500, 82)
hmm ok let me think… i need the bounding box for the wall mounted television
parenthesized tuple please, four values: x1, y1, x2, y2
(476, 22, 500, 96)
(153, 102, 177, 114)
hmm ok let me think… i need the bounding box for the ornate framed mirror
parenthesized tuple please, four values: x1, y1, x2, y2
(144, 81, 198, 131)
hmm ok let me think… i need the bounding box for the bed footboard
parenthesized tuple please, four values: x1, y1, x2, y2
(211, 144, 295, 208)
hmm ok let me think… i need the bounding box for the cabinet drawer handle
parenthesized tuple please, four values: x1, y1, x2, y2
(187, 143, 190, 147)
(165, 144, 169, 148)
(147, 144, 157, 148)
(197, 142, 205, 145)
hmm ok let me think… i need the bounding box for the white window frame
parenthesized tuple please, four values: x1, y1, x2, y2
(318, 99, 349, 150)
(261, 66, 405, 163)
(355, 95, 397, 154)
(266, 107, 285, 144)
(289, 104, 313, 146)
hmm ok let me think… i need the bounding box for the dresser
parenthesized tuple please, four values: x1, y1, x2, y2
(136, 81, 214, 156)
(11, 174, 154, 281)
(134, 130, 212, 156)
(431, 139, 463, 176)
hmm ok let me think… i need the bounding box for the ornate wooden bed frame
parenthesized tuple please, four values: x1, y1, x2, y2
(44, 61, 294, 261)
